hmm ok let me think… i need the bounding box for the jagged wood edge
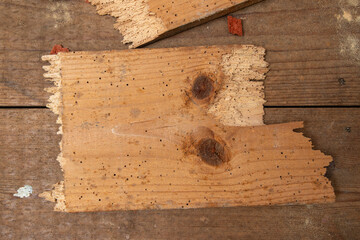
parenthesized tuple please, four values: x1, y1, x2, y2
(38, 54, 66, 212)
(213, 45, 268, 126)
(88, 0, 167, 48)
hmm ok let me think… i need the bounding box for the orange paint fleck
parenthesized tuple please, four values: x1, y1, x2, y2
(227, 16, 243, 37)
(50, 45, 70, 55)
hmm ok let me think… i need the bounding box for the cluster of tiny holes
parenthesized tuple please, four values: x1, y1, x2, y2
(66, 52, 330, 207)
(155, 1, 219, 26)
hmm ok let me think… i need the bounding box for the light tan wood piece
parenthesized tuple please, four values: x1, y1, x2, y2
(88, 0, 263, 48)
(40, 45, 334, 212)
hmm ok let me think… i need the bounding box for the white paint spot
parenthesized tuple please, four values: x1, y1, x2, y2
(125, 234, 130, 240)
(14, 185, 33, 198)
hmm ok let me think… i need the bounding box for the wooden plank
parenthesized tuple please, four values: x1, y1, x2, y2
(1, 108, 359, 238)
(1, 0, 359, 106)
(38, 46, 335, 212)
(43, 45, 268, 127)
(87, 0, 263, 48)
(41, 121, 335, 212)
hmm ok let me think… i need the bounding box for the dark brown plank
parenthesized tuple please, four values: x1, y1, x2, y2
(1, 108, 359, 239)
(1, 0, 360, 106)
(0, 0, 127, 106)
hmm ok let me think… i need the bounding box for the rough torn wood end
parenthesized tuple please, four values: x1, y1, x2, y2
(87, 0, 263, 48)
(39, 181, 65, 211)
(40, 45, 334, 212)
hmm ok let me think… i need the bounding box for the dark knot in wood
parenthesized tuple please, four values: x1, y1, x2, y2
(192, 75, 213, 99)
(198, 138, 226, 166)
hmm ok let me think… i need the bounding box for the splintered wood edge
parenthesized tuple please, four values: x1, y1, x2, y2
(38, 181, 66, 211)
(88, 0, 167, 48)
(40, 54, 66, 211)
(213, 45, 268, 126)
(87, 0, 263, 48)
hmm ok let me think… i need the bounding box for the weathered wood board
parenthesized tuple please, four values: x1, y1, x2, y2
(40, 45, 334, 212)
(88, 0, 263, 48)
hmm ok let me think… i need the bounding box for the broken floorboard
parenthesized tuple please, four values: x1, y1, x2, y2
(40, 46, 334, 212)
(88, 0, 263, 48)
(1, 108, 359, 238)
(1, 0, 359, 107)
(41, 121, 335, 212)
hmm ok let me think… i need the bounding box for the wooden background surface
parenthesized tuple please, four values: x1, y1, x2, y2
(1, 0, 359, 239)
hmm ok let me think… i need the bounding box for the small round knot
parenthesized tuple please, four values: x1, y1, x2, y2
(192, 75, 213, 99)
(198, 138, 226, 166)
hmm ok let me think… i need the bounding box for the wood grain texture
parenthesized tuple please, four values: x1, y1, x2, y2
(1, 108, 359, 238)
(45, 121, 335, 212)
(43, 45, 268, 128)
(88, 0, 263, 48)
(1, 0, 359, 106)
(38, 46, 335, 212)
